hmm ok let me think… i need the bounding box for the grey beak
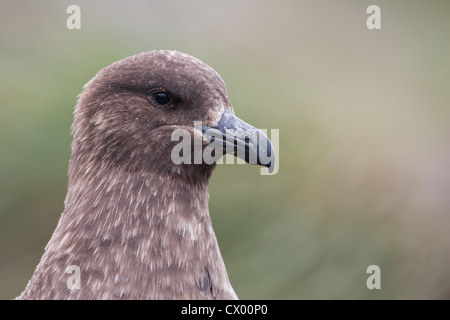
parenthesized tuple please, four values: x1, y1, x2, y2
(202, 110, 275, 173)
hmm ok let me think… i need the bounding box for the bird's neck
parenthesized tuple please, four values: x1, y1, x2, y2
(20, 160, 237, 299)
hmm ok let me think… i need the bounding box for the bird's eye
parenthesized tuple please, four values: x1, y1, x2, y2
(153, 92, 170, 106)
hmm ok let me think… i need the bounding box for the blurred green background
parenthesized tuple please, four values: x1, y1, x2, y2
(1, 0, 449, 299)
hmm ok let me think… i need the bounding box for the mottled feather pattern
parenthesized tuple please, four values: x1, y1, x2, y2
(18, 51, 240, 299)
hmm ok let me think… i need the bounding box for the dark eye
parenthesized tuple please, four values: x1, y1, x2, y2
(153, 92, 170, 106)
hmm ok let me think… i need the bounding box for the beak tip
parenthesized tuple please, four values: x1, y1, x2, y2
(264, 154, 275, 173)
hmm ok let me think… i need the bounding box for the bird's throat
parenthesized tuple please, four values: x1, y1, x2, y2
(19, 161, 237, 299)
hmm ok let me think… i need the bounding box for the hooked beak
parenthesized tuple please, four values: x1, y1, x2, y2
(202, 110, 275, 173)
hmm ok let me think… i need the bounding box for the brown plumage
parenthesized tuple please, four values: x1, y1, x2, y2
(17, 50, 273, 300)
